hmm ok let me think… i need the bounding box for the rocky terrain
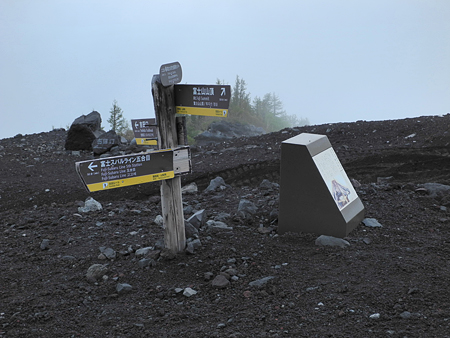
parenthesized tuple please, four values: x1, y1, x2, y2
(1, 114, 450, 337)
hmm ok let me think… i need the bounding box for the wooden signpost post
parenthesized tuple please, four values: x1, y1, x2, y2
(151, 73, 186, 253)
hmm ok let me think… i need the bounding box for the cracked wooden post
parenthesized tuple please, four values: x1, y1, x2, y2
(151, 74, 186, 253)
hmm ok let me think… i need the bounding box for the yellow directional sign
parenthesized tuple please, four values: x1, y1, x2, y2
(76, 150, 174, 192)
(176, 106, 228, 117)
(174, 84, 231, 117)
(131, 118, 158, 146)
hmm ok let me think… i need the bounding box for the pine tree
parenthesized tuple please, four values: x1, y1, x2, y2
(107, 100, 129, 136)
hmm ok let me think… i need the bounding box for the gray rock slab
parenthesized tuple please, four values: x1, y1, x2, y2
(187, 209, 207, 229)
(185, 221, 199, 239)
(238, 199, 258, 218)
(86, 264, 108, 283)
(78, 197, 102, 213)
(116, 283, 133, 294)
(315, 235, 350, 248)
(204, 176, 227, 193)
(362, 218, 383, 228)
(421, 183, 450, 198)
(212, 275, 230, 289)
(248, 276, 275, 288)
(183, 287, 197, 297)
(135, 246, 153, 258)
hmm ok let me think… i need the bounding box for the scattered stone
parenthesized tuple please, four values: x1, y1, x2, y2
(248, 276, 275, 288)
(100, 247, 116, 260)
(175, 288, 184, 294)
(399, 311, 412, 319)
(187, 209, 207, 229)
(185, 221, 199, 239)
(181, 182, 198, 194)
(160, 248, 176, 260)
(116, 283, 133, 294)
(206, 220, 233, 230)
(419, 182, 450, 198)
(135, 247, 153, 258)
(138, 258, 155, 269)
(40, 239, 50, 250)
(214, 212, 230, 222)
(204, 176, 228, 193)
(362, 218, 383, 228)
(238, 199, 258, 219)
(212, 275, 230, 289)
(259, 179, 278, 190)
(315, 235, 350, 248)
(154, 215, 164, 227)
(190, 238, 202, 249)
(362, 237, 372, 245)
(183, 287, 197, 297)
(185, 242, 196, 255)
(257, 227, 273, 234)
(78, 197, 102, 213)
(86, 264, 108, 283)
(369, 313, 380, 319)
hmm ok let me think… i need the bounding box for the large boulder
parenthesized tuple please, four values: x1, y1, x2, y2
(195, 121, 265, 146)
(65, 111, 104, 151)
(92, 130, 121, 155)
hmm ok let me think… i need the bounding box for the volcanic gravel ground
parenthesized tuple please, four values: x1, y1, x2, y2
(1, 115, 450, 337)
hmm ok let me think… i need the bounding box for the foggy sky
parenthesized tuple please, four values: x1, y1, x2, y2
(1, 0, 449, 139)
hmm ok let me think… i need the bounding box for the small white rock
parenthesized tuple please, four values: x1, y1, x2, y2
(183, 287, 197, 297)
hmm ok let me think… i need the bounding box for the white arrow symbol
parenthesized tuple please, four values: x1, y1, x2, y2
(221, 87, 226, 96)
(88, 162, 98, 171)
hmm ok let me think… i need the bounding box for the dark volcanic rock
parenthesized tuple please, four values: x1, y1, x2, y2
(92, 130, 121, 155)
(65, 111, 104, 151)
(65, 123, 97, 151)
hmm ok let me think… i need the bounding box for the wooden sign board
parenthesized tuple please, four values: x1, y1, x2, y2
(278, 133, 365, 238)
(174, 84, 231, 117)
(131, 118, 158, 146)
(76, 147, 191, 192)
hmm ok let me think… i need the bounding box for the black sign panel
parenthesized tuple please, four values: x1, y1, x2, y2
(76, 151, 174, 192)
(131, 118, 157, 145)
(174, 84, 231, 117)
(159, 61, 182, 86)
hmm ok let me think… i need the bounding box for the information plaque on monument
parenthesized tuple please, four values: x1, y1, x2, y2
(278, 133, 365, 238)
